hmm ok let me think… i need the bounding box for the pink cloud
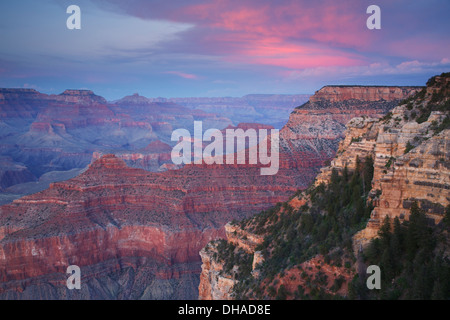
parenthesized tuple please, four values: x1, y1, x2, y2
(96, 0, 449, 75)
(98, 0, 370, 70)
(182, 0, 369, 48)
(175, 0, 370, 70)
(218, 35, 365, 68)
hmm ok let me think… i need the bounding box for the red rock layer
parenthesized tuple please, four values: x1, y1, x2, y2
(0, 154, 301, 295)
(310, 86, 422, 103)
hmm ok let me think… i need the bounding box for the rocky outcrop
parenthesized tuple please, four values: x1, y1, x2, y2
(224, 223, 264, 254)
(198, 220, 354, 300)
(54, 90, 108, 105)
(354, 125, 449, 250)
(310, 78, 450, 251)
(314, 116, 379, 185)
(199, 243, 237, 300)
(198, 221, 266, 300)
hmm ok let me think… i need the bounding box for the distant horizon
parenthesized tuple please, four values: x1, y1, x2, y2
(0, 82, 432, 101)
(0, 87, 312, 98)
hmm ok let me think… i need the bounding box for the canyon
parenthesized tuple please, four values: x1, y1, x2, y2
(0, 90, 309, 204)
(0, 155, 300, 299)
(0, 85, 420, 299)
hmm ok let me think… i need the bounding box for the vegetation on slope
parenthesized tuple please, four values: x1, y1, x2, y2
(226, 154, 450, 300)
(229, 157, 375, 299)
(350, 204, 450, 300)
(212, 240, 253, 281)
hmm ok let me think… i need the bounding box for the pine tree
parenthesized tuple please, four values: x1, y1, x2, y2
(406, 202, 432, 260)
(390, 217, 404, 274)
(343, 165, 349, 182)
(363, 156, 374, 192)
(378, 215, 391, 247)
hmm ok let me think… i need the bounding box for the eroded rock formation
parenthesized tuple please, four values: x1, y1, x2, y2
(198, 77, 448, 300)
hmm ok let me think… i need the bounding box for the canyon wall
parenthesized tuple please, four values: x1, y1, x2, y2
(309, 86, 420, 103)
(0, 87, 416, 204)
(314, 78, 449, 250)
(198, 77, 448, 300)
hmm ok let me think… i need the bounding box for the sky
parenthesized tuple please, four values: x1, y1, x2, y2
(0, 0, 449, 100)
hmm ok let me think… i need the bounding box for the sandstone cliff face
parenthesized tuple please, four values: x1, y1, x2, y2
(354, 125, 449, 250)
(224, 223, 264, 254)
(314, 116, 379, 185)
(312, 78, 450, 250)
(199, 243, 237, 300)
(198, 223, 264, 300)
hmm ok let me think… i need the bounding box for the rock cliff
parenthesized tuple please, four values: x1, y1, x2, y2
(313, 77, 449, 250)
(198, 75, 449, 300)
(310, 86, 420, 103)
(199, 242, 238, 300)
(198, 223, 264, 300)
